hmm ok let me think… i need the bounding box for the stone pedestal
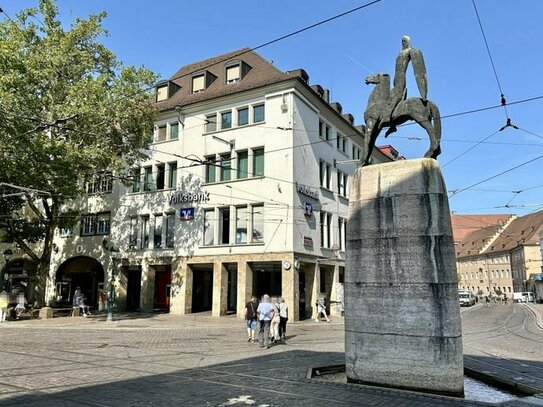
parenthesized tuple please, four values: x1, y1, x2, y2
(39, 307, 53, 319)
(345, 158, 463, 396)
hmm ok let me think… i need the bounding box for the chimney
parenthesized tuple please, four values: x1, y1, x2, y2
(342, 113, 355, 125)
(323, 89, 330, 103)
(289, 69, 309, 83)
(330, 102, 342, 114)
(310, 84, 324, 98)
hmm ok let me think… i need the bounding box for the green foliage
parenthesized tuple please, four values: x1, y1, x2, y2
(477, 289, 484, 297)
(0, 0, 158, 304)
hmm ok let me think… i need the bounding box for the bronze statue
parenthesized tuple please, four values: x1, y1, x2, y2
(360, 36, 441, 166)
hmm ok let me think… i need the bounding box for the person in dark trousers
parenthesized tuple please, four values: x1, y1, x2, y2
(278, 298, 289, 342)
(256, 294, 274, 349)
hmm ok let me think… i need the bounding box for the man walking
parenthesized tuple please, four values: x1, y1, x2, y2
(256, 294, 274, 349)
(244, 296, 258, 342)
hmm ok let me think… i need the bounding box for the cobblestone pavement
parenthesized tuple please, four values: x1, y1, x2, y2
(0, 303, 541, 406)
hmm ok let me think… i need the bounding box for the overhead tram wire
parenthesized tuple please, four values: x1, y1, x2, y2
(471, 0, 509, 120)
(79, 0, 384, 109)
(442, 129, 500, 168)
(449, 154, 543, 197)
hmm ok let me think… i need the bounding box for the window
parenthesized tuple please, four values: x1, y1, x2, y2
(205, 155, 217, 183)
(238, 107, 248, 126)
(251, 205, 264, 243)
(192, 74, 205, 93)
(154, 215, 163, 248)
(220, 153, 231, 181)
(340, 134, 347, 153)
(143, 167, 153, 192)
(129, 217, 138, 248)
(219, 207, 230, 244)
(237, 151, 248, 179)
(141, 215, 150, 248)
(319, 161, 331, 189)
(319, 120, 324, 138)
(253, 148, 264, 177)
(157, 125, 167, 142)
(156, 85, 168, 102)
(320, 212, 332, 248)
(97, 213, 110, 235)
(320, 269, 326, 293)
(236, 206, 248, 244)
(99, 172, 112, 193)
(165, 213, 175, 248)
(338, 218, 346, 251)
(325, 125, 330, 141)
(86, 172, 112, 194)
(205, 113, 217, 132)
(156, 164, 165, 190)
(168, 162, 177, 188)
(204, 209, 215, 246)
(170, 122, 179, 140)
(131, 168, 141, 193)
(337, 171, 348, 197)
(221, 111, 232, 129)
(226, 65, 241, 83)
(253, 104, 265, 123)
(80, 212, 111, 236)
(336, 133, 341, 149)
(352, 146, 361, 160)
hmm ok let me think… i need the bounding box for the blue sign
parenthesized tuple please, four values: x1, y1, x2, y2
(179, 207, 194, 220)
(304, 202, 313, 217)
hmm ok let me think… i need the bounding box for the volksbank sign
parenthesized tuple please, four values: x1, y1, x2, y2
(169, 190, 210, 204)
(296, 182, 319, 200)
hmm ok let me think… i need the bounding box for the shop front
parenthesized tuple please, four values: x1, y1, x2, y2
(55, 256, 104, 306)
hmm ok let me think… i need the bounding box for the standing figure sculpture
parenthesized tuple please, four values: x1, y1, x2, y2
(360, 36, 441, 166)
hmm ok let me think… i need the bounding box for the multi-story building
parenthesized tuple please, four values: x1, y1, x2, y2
(2, 48, 396, 320)
(454, 211, 543, 296)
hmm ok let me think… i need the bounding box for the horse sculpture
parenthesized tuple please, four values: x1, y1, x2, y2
(360, 73, 441, 166)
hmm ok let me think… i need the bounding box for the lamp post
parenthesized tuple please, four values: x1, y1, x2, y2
(102, 239, 118, 323)
(2, 249, 13, 291)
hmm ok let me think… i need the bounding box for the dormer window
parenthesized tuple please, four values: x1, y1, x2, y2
(191, 71, 217, 94)
(224, 61, 251, 85)
(226, 65, 241, 83)
(192, 74, 205, 93)
(156, 85, 168, 102)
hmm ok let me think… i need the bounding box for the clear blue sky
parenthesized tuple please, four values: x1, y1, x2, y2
(5, 0, 543, 217)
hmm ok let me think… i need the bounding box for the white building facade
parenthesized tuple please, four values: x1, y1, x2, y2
(41, 48, 393, 320)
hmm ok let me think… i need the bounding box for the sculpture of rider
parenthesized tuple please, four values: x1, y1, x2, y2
(383, 35, 428, 136)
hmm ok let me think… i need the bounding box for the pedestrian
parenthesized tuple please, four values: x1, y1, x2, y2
(269, 298, 281, 344)
(0, 291, 8, 323)
(14, 293, 26, 320)
(278, 298, 289, 342)
(256, 294, 275, 349)
(78, 295, 91, 316)
(244, 296, 258, 343)
(315, 297, 330, 322)
(503, 294, 508, 305)
(73, 287, 82, 307)
(485, 296, 490, 308)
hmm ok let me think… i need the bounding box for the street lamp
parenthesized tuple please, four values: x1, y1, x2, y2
(101, 239, 118, 323)
(2, 249, 12, 291)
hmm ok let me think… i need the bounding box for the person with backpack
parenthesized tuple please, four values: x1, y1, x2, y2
(244, 296, 258, 343)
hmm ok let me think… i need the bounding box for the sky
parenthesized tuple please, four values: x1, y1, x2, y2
(4, 0, 543, 218)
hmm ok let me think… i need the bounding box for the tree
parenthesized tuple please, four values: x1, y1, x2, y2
(0, 0, 157, 306)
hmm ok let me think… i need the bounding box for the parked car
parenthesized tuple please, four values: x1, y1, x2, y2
(459, 290, 476, 307)
(513, 292, 535, 303)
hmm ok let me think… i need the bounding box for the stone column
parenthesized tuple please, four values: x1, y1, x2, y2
(236, 261, 251, 319)
(212, 261, 228, 317)
(169, 259, 185, 315)
(281, 257, 298, 321)
(345, 158, 463, 397)
(182, 263, 193, 314)
(140, 259, 155, 312)
(310, 262, 320, 321)
(329, 264, 341, 317)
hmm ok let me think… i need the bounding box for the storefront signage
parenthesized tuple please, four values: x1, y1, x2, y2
(304, 202, 313, 217)
(303, 236, 313, 247)
(169, 190, 209, 204)
(296, 183, 319, 200)
(179, 207, 194, 220)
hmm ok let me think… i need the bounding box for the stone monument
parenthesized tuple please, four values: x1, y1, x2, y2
(345, 36, 463, 397)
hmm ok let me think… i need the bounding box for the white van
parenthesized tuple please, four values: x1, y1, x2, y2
(459, 290, 476, 307)
(513, 292, 534, 303)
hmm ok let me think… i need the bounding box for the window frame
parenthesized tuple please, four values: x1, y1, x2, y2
(253, 104, 265, 123)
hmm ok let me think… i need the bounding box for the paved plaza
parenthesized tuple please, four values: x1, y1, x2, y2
(0, 303, 543, 406)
